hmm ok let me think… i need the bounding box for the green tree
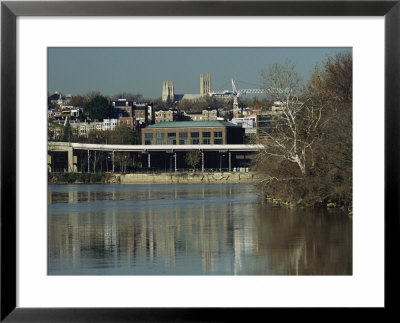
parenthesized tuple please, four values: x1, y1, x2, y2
(62, 122, 73, 142)
(83, 95, 110, 121)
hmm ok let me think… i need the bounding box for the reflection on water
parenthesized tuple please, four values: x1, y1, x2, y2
(48, 184, 352, 275)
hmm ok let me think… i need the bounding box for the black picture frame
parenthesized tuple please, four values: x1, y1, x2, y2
(1, 1, 398, 321)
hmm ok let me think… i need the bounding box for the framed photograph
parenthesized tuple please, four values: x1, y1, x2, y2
(1, 0, 398, 321)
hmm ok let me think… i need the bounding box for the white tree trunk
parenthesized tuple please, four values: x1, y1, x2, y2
(292, 154, 306, 175)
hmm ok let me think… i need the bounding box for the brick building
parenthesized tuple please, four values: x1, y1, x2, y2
(185, 107, 218, 121)
(154, 109, 180, 123)
(119, 117, 138, 130)
(141, 121, 244, 145)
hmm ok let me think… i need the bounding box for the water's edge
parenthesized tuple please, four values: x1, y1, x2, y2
(49, 172, 259, 184)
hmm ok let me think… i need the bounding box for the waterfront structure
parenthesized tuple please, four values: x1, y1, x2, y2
(141, 121, 244, 145)
(48, 141, 262, 173)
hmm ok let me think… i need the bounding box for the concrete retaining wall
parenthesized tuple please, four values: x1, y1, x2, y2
(119, 172, 259, 184)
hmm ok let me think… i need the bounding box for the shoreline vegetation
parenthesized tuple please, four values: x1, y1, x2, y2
(48, 172, 114, 184)
(253, 53, 352, 213)
(48, 171, 351, 214)
(48, 171, 256, 185)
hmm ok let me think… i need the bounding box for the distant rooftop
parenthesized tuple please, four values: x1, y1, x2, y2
(111, 100, 134, 107)
(174, 94, 202, 101)
(146, 121, 240, 128)
(48, 93, 62, 101)
(185, 111, 202, 115)
(155, 108, 179, 112)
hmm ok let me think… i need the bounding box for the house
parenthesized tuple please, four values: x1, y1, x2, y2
(185, 107, 218, 121)
(154, 108, 179, 123)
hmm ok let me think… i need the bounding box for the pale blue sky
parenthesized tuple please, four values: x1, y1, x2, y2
(48, 47, 351, 99)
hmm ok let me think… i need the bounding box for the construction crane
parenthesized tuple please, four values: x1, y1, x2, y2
(209, 80, 285, 112)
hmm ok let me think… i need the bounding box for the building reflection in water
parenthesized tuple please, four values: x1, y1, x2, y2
(48, 184, 352, 275)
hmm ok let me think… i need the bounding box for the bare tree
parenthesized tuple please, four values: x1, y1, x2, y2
(85, 91, 103, 101)
(114, 152, 132, 173)
(185, 151, 201, 171)
(306, 52, 353, 207)
(254, 54, 352, 208)
(71, 94, 87, 108)
(257, 61, 324, 176)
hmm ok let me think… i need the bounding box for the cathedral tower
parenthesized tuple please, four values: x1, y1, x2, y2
(162, 81, 174, 102)
(200, 73, 211, 97)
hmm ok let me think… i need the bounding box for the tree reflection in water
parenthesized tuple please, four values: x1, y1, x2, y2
(48, 184, 352, 275)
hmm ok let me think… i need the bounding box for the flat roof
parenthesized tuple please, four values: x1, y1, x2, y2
(48, 141, 263, 152)
(174, 94, 202, 101)
(146, 121, 241, 129)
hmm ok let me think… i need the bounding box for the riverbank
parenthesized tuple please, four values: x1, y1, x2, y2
(48, 172, 114, 184)
(263, 196, 352, 217)
(48, 172, 259, 184)
(120, 172, 257, 184)
(48, 172, 351, 212)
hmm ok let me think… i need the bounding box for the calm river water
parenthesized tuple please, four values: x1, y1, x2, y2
(48, 184, 352, 275)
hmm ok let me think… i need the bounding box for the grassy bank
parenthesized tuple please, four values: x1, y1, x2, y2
(48, 172, 113, 184)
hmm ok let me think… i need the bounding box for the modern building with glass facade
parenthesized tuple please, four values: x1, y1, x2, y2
(141, 121, 245, 145)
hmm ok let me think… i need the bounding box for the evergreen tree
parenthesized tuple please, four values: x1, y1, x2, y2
(83, 95, 110, 121)
(62, 122, 73, 142)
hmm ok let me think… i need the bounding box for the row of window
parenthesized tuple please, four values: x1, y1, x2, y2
(144, 131, 222, 139)
(144, 138, 223, 145)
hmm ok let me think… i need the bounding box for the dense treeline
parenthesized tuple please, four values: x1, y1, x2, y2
(52, 91, 146, 122)
(50, 124, 140, 145)
(253, 52, 352, 210)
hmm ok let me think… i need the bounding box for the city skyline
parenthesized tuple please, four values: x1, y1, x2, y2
(48, 47, 351, 100)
